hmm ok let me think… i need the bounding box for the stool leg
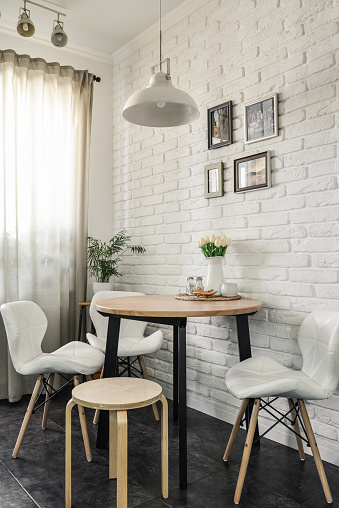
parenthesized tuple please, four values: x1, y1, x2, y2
(138, 356, 160, 421)
(160, 395, 168, 499)
(93, 368, 104, 424)
(73, 375, 92, 462)
(298, 399, 332, 504)
(109, 410, 118, 479)
(13, 375, 43, 458)
(65, 399, 76, 508)
(117, 410, 128, 508)
(42, 373, 55, 429)
(223, 398, 248, 462)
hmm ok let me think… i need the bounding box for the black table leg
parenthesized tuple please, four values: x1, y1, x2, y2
(178, 324, 187, 489)
(173, 325, 179, 421)
(96, 316, 121, 449)
(235, 314, 260, 446)
(77, 305, 85, 341)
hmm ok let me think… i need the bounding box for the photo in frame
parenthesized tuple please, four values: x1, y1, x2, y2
(244, 94, 278, 144)
(234, 151, 271, 193)
(204, 162, 224, 198)
(208, 101, 232, 149)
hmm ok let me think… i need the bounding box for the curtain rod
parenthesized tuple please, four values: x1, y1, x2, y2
(93, 75, 101, 82)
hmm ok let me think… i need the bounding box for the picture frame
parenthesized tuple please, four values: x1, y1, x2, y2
(208, 101, 232, 149)
(204, 162, 224, 198)
(234, 151, 271, 193)
(244, 94, 278, 144)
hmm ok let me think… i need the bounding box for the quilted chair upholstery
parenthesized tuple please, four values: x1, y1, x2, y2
(1, 301, 105, 460)
(224, 309, 339, 505)
(86, 291, 163, 422)
(87, 291, 163, 357)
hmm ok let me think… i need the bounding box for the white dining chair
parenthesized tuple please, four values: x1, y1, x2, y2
(1, 300, 105, 461)
(86, 291, 163, 422)
(224, 308, 339, 504)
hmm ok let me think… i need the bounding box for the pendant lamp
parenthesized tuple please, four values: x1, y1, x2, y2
(122, 0, 199, 127)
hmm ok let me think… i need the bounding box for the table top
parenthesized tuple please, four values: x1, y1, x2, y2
(95, 294, 263, 318)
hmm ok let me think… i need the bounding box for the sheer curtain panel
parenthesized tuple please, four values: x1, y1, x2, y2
(0, 49, 94, 401)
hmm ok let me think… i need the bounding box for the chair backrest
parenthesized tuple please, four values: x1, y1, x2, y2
(89, 291, 148, 340)
(0, 301, 47, 372)
(299, 309, 339, 396)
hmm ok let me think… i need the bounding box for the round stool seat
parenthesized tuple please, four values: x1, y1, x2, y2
(72, 377, 163, 411)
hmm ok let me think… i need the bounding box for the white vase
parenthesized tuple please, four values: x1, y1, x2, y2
(205, 256, 225, 296)
(92, 282, 113, 295)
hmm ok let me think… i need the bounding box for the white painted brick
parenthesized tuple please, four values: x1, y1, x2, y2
(308, 223, 339, 237)
(262, 226, 308, 239)
(293, 238, 339, 253)
(267, 282, 314, 297)
(289, 269, 337, 284)
(264, 254, 310, 268)
(307, 190, 339, 208)
(287, 176, 337, 195)
(316, 286, 339, 300)
(312, 253, 339, 268)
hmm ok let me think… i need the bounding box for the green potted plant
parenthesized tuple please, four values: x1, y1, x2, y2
(87, 230, 146, 293)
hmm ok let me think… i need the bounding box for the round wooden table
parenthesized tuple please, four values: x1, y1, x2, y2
(95, 294, 263, 489)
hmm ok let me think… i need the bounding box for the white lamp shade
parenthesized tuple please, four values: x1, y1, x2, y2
(17, 12, 35, 37)
(122, 71, 199, 127)
(51, 25, 68, 47)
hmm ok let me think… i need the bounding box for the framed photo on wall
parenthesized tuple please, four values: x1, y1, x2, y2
(208, 101, 232, 149)
(244, 94, 278, 144)
(204, 162, 224, 198)
(234, 151, 271, 193)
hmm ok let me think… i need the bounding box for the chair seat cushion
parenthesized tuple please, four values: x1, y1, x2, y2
(226, 355, 329, 400)
(86, 330, 163, 357)
(17, 341, 105, 376)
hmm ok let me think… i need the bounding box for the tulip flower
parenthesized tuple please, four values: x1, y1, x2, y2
(197, 232, 231, 258)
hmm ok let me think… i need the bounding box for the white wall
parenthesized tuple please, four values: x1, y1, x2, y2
(0, 29, 114, 243)
(112, 0, 339, 464)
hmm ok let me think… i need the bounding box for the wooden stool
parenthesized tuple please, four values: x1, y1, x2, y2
(65, 377, 168, 508)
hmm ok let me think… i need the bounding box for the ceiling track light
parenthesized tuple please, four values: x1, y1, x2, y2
(122, 0, 199, 127)
(17, 0, 68, 48)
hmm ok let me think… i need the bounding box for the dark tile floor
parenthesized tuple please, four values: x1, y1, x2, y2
(0, 386, 338, 508)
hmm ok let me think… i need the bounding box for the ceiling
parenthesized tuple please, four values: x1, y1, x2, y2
(2, 0, 185, 53)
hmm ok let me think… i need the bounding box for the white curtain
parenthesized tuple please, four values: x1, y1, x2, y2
(0, 49, 94, 401)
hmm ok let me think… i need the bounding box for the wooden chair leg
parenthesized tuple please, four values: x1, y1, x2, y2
(117, 410, 128, 508)
(13, 375, 43, 458)
(65, 399, 76, 508)
(42, 373, 55, 429)
(93, 368, 104, 424)
(288, 398, 305, 461)
(223, 398, 249, 462)
(298, 399, 332, 504)
(109, 410, 118, 479)
(234, 398, 261, 505)
(138, 356, 160, 421)
(73, 375, 92, 462)
(160, 394, 168, 499)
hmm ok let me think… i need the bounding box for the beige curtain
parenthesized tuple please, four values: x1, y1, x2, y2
(0, 49, 94, 401)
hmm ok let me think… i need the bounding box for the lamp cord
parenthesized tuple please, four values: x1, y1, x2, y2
(159, 0, 162, 70)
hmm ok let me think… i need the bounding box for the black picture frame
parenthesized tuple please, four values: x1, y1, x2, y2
(208, 101, 232, 149)
(234, 151, 271, 193)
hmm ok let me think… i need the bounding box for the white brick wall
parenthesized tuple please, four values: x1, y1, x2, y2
(112, 0, 339, 462)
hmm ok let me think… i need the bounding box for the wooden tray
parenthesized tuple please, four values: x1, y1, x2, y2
(175, 294, 241, 302)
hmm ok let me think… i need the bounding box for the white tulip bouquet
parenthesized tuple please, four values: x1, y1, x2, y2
(197, 233, 231, 258)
